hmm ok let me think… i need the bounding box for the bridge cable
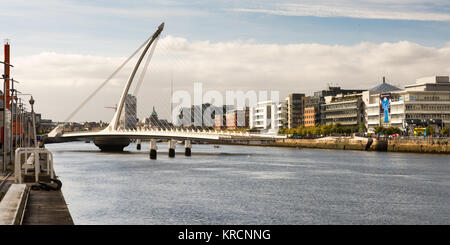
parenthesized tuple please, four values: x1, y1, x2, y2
(63, 35, 153, 123)
(153, 40, 216, 130)
(133, 36, 159, 97)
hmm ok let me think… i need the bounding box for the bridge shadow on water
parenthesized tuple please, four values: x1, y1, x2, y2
(51, 149, 261, 157)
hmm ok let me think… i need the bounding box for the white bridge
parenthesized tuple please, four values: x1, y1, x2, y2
(47, 22, 285, 154)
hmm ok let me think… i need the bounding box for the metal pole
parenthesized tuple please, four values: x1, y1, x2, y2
(27, 113, 30, 147)
(14, 90, 17, 149)
(10, 81, 14, 164)
(29, 96, 37, 148)
(2, 75, 6, 172)
(18, 99, 22, 148)
(21, 103, 25, 148)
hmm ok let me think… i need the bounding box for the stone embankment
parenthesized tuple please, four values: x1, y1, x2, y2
(270, 136, 450, 153)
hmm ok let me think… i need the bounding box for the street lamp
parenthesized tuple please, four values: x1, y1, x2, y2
(13, 90, 19, 148)
(16, 93, 33, 148)
(29, 96, 37, 148)
(9, 79, 20, 154)
(1, 73, 14, 171)
(1, 60, 13, 171)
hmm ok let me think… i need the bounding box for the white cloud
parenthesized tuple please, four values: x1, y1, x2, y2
(231, 0, 450, 21)
(12, 36, 450, 122)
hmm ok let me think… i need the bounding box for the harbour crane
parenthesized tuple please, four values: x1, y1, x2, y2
(104, 105, 117, 111)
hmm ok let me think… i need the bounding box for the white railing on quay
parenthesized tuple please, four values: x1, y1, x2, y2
(14, 147, 54, 184)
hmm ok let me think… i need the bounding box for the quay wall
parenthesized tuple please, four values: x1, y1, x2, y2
(264, 137, 450, 153)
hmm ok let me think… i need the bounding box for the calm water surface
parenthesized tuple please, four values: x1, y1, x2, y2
(47, 141, 450, 225)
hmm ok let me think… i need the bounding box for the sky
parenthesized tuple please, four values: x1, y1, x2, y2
(1, 0, 450, 122)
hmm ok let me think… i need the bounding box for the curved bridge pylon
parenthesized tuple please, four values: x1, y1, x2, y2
(47, 22, 285, 153)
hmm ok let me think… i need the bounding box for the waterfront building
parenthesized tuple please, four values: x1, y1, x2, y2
(249, 101, 280, 132)
(213, 105, 232, 130)
(119, 94, 137, 130)
(314, 86, 366, 125)
(277, 101, 288, 129)
(321, 93, 365, 126)
(225, 107, 249, 129)
(365, 76, 450, 134)
(178, 103, 229, 129)
(146, 106, 159, 127)
(214, 114, 223, 130)
(304, 96, 321, 127)
(40, 119, 57, 133)
(144, 107, 173, 129)
(285, 93, 305, 128)
(63, 122, 83, 132)
(363, 77, 403, 131)
(314, 86, 365, 98)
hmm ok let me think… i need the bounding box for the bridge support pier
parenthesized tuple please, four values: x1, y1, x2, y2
(168, 139, 176, 158)
(185, 140, 191, 156)
(136, 139, 141, 150)
(149, 139, 157, 160)
(94, 137, 130, 152)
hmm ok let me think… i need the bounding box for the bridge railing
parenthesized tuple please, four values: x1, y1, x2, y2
(14, 147, 54, 184)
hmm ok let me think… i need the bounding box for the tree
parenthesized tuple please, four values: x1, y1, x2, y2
(426, 125, 435, 136)
(314, 127, 321, 136)
(375, 126, 385, 135)
(335, 123, 343, 134)
(358, 123, 367, 134)
(441, 126, 449, 137)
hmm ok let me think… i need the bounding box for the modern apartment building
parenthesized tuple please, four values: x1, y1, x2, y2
(179, 104, 230, 128)
(314, 86, 365, 125)
(225, 107, 249, 129)
(249, 101, 279, 132)
(277, 101, 288, 128)
(285, 93, 305, 128)
(321, 93, 365, 126)
(119, 94, 137, 129)
(304, 96, 321, 127)
(365, 76, 450, 134)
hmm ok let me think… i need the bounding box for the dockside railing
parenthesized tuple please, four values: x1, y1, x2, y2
(14, 147, 54, 184)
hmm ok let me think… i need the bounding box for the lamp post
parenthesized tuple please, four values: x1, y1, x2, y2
(18, 99, 22, 148)
(16, 93, 32, 147)
(1, 74, 6, 172)
(1, 60, 13, 172)
(13, 89, 18, 149)
(9, 79, 19, 161)
(29, 96, 37, 148)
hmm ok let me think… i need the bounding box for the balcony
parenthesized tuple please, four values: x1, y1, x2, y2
(323, 113, 358, 119)
(323, 106, 358, 112)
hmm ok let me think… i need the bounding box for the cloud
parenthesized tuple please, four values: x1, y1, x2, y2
(12, 35, 450, 122)
(231, 0, 450, 21)
(0, 0, 209, 19)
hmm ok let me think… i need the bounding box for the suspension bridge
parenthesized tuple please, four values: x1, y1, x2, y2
(46, 22, 285, 156)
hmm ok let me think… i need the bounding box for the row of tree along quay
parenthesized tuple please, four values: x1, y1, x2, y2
(278, 123, 367, 138)
(278, 123, 450, 138)
(273, 123, 450, 153)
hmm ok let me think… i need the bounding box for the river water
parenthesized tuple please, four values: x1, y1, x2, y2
(46, 141, 450, 225)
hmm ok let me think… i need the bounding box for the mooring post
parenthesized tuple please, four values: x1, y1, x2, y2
(149, 139, 157, 159)
(168, 139, 176, 158)
(136, 139, 141, 150)
(185, 140, 191, 156)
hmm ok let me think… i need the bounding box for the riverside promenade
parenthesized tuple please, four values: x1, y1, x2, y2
(0, 156, 73, 225)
